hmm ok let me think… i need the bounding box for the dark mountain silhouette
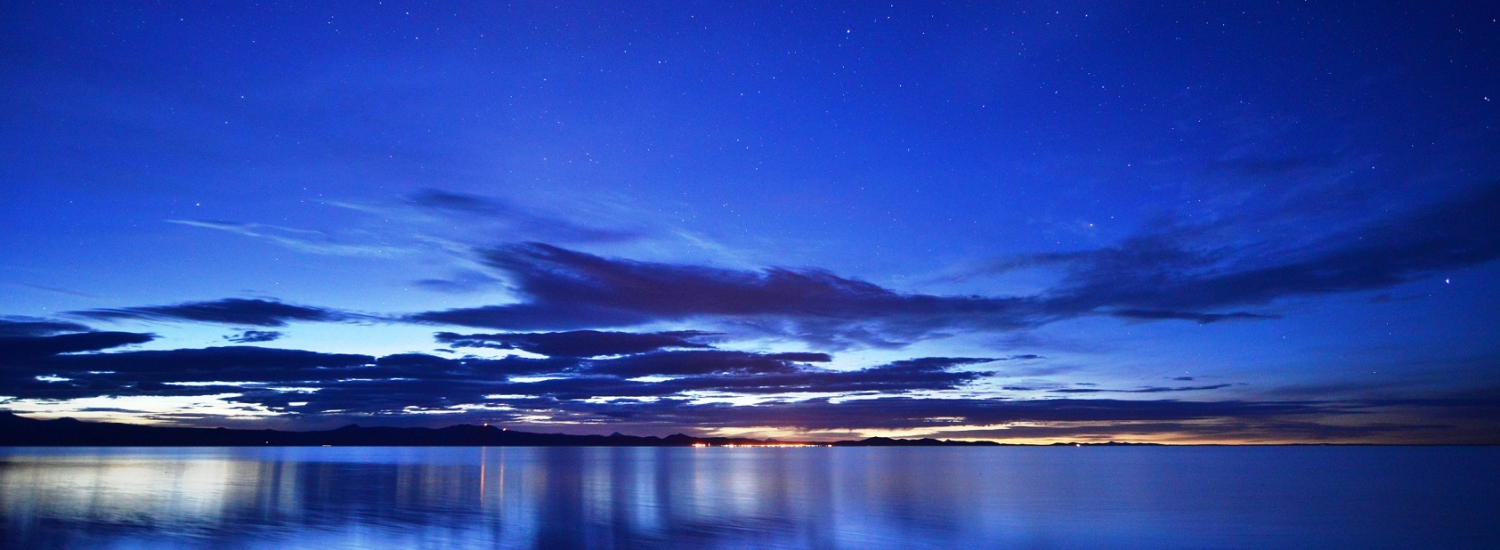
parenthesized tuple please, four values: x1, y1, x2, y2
(0, 411, 996, 447)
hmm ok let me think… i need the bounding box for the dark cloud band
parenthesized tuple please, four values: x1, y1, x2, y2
(72, 298, 355, 327)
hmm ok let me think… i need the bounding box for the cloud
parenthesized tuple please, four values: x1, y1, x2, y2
(434, 330, 716, 357)
(1050, 384, 1233, 394)
(225, 330, 282, 343)
(8, 346, 374, 381)
(1108, 309, 1278, 324)
(167, 220, 401, 257)
(5, 333, 1492, 442)
(406, 181, 1500, 345)
(479, 395, 1335, 432)
(72, 298, 357, 327)
(582, 350, 823, 378)
(2, 339, 995, 415)
(1034, 182, 1500, 315)
(765, 352, 834, 362)
(411, 243, 1040, 345)
(406, 189, 644, 244)
(1358, 389, 1500, 421)
(762, 396, 1325, 429)
(240, 355, 996, 412)
(122, 183, 1500, 353)
(0, 331, 155, 358)
(0, 318, 94, 337)
(0, 318, 155, 360)
(8, 283, 100, 298)
(1, 346, 379, 401)
(413, 270, 505, 294)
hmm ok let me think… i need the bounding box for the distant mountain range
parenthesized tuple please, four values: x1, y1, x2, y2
(0, 411, 1003, 447)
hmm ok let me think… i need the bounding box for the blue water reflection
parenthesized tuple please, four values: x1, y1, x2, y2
(2, 446, 1497, 549)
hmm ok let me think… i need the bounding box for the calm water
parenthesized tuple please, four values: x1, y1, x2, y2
(1, 446, 1496, 549)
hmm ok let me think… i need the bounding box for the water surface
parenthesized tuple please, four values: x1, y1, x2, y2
(2, 446, 1496, 549)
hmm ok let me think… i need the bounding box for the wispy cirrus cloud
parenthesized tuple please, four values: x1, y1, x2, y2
(166, 220, 403, 257)
(166, 189, 686, 296)
(405, 189, 646, 244)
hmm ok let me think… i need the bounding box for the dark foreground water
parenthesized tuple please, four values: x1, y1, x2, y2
(2, 446, 1497, 549)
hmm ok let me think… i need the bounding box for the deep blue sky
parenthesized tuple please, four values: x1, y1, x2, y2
(3, 1, 1498, 442)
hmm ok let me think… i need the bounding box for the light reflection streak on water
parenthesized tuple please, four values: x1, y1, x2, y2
(1, 446, 1498, 549)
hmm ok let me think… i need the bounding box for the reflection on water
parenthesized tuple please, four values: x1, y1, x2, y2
(2, 446, 1497, 549)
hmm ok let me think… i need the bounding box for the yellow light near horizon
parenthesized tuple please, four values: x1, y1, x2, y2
(712, 443, 817, 448)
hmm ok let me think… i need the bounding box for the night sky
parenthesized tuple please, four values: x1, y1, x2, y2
(3, 1, 1498, 443)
